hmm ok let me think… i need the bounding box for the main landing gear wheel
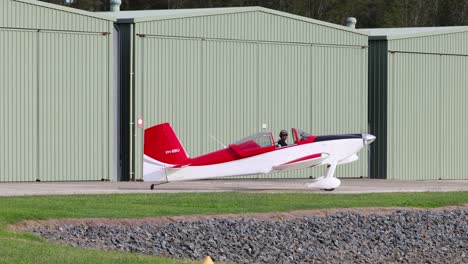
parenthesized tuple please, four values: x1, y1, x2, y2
(149, 180, 169, 190)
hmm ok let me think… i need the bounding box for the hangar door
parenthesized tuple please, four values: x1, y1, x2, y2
(387, 52, 468, 180)
(0, 29, 111, 181)
(0, 29, 38, 181)
(439, 56, 468, 180)
(38, 31, 111, 181)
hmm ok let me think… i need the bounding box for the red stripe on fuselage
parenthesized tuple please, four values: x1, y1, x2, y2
(281, 153, 324, 165)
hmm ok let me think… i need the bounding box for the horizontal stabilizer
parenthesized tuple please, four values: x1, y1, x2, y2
(273, 153, 328, 171)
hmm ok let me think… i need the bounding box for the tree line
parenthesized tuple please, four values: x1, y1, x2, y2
(44, 0, 468, 28)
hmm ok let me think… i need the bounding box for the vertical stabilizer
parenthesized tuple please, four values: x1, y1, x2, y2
(144, 123, 189, 165)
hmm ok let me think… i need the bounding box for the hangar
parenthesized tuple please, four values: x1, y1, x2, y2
(0, 0, 117, 181)
(2, 1, 467, 183)
(366, 27, 468, 180)
(101, 7, 370, 181)
(1, 1, 371, 182)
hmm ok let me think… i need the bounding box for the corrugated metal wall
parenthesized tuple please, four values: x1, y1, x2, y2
(380, 32, 468, 180)
(202, 40, 259, 154)
(134, 12, 369, 180)
(256, 43, 368, 178)
(0, 0, 115, 182)
(136, 36, 204, 164)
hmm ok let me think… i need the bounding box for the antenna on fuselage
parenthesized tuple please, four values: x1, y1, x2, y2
(209, 135, 227, 149)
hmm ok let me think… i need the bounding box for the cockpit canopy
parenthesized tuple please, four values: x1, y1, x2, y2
(292, 128, 316, 144)
(229, 132, 275, 157)
(228, 128, 317, 153)
(233, 132, 275, 149)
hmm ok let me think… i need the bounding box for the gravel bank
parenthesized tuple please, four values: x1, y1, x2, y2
(29, 208, 467, 263)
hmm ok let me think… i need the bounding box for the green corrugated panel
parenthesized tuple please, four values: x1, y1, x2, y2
(134, 35, 369, 180)
(388, 31, 468, 55)
(0, 0, 113, 33)
(256, 44, 368, 178)
(313, 45, 368, 178)
(368, 40, 388, 179)
(387, 53, 441, 180)
(133, 35, 203, 179)
(136, 10, 367, 47)
(201, 40, 259, 154)
(440, 56, 468, 180)
(0, 29, 37, 182)
(141, 36, 203, 157)
(37, 31, 111, 181)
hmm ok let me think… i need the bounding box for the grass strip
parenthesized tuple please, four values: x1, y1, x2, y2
(1, 192, 468, 223)
(0, 191, 467, 263)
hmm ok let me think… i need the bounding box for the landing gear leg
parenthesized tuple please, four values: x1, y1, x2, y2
(305, 162, 341, 190)
(322, 162, 338, 191)
(325, 163, 337, 179)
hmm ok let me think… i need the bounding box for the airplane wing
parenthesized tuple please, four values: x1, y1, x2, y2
(272, 153, 328, 171)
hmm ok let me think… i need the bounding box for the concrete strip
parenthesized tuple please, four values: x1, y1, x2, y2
(0, 179, 467, 196)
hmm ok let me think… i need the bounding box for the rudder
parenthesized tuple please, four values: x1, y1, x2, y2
(144, 123, 189, 165)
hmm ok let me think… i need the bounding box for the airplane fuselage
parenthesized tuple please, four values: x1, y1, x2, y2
(143, 137, 365, 182)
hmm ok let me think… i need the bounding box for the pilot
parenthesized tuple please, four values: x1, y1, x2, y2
(277, 130, 288, 147)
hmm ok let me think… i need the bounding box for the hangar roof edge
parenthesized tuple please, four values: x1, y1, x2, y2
(361, 26, 468, 40)
(97, 6, 368, 36)
(13, 0, 116, 22)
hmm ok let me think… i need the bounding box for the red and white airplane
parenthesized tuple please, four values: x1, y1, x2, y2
(143, 123, 375, 191)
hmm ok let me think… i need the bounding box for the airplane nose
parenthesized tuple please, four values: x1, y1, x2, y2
(362, 134, 376, 145)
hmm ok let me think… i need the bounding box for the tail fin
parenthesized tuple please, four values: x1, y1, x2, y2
(144, 123, 189, 165)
